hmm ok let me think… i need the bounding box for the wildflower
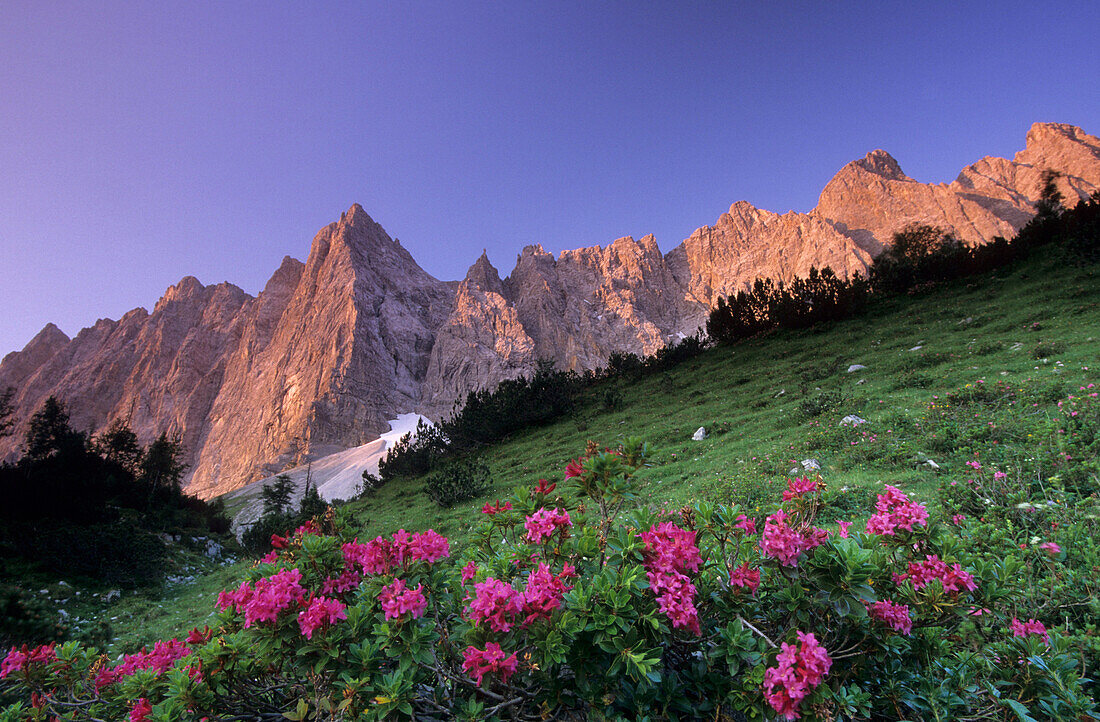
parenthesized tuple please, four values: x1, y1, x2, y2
(867, 599, 912, 635)
(734, 514, 757, 535)
(1010, 617, 1050, 644)
(259, 550, 279, 564)
(130, 698, 153, 722)
(321, 567, 362, 595)
(837, 520, 852, 538)
(951, 514, 966, 526)
(524, 508, 572, 544)
(564, 457, 586, 479)
(534, 478, 557, 495)
(639, 522, 703, 634)
(1038, 541, 1061, 556)
(865, 485, 928, 536)
(782, 476, 818, 501)
(185, 626, 212, 645)
(897, 555, 977, 595)
(762, 631, 832, 720)
(522, 563, 574, 624)
(97, 639, 193, 689)
(729, 563, 761, 595)
(462, 642, 519, 687)
(401, 529, 450, 564)
(378, 579, 427, 622)
(461, 561, 478, 584)
(467, 577, 525, 632)
(482, 500, 513, 515)
(760, 510, 814, 567)
(1, 643, 56, 679)
(343, 537, 396, 575)
(298, 596, 347, 639)
(241, 568, 306, 627)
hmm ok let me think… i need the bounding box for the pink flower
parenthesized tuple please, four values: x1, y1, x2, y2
(298, 596, 347, 639)
(734, 514, 757, 535)
(868, 599, 912, 635)
(96, 639, 193, 690)
(762, 631, 832, 720)
(259, 550, 279, 564)
(461, 561, 478, 584)
(130, 698, 153, 722)
(522, 563, 574, 624)
(482, 500, 513, 515)
(343, 537, 396, 576)
(760, 510, 816, 567)
(534, 478, 557, 495)
(639, 522, 703, 634)
(378, 579, 428, 621)
(524, 508, 572, 544)
(729, 563, 761, 595)
(865, 485, 928, 536)
(966, 460, 982, 470)
(401, 529, 451, 564)
(993, 471, 1007, 481)
(896, 555, 977, 595)
(462, 642, 519, 687)
(1010, 617, 1050, 644)
(1038, 542, 1061, 556)
(321, 567, 362, 595)
(1, 643, 56, 679)
(951, 514, 967, 526)
(241, 568, 306, 627)
(837, 520, 852, 538)
(467, 577, 525, 632)
(564, 457, 586, 479)
(782, 476, 819, 501)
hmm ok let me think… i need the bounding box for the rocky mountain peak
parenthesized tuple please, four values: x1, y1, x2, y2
(852, 149, 909, 181)
(1015, 123, 1100, 187)
(463, 251, 505, 295)
(155, 276, 206, 311)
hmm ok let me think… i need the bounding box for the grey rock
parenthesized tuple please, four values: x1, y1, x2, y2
(840, 415, 867, 427)
(692, 427, 707, 441)
(847, 364, 868, 373)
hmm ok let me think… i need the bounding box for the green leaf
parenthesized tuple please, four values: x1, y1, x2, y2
(1002, 699, 1039, 722)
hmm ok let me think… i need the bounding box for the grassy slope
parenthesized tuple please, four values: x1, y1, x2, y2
(107, 252, 1099, 652)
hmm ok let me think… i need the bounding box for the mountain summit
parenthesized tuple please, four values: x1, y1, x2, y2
(2, 123, 1098, 497)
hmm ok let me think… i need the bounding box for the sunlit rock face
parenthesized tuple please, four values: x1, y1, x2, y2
(2, 123, 1097, 497)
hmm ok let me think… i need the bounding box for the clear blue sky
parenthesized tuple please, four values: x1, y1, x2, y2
(1, 1, 1097, 356)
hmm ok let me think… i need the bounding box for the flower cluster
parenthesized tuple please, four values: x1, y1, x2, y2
(895, 555, 977, 595)
(524, 507, 572, 544)
(759, 510, 828, 567)
(0, 643, 56, 679)
(481, 499, 512, 515)
(866, 485, 928, 535)
(298, 596, 347, 639)
(467, 577, 525, 632)
(867, 599, 912, 635)
(342, 528, 450, 575)
(379, 579, 428, 621)
(1010, 617, 1050, 644)
(95, 639, 193, 690)
(522, 563, 575, 625)
(462, 642, 518, 687)
(734, 513, 757, 534)
(129, 698, 152, 722)
(728, 562, 761, 595)
(639, 522, 703, 634)
(762, 631, 832, 720)
(782, 476, 819, 501)
(217, 568, 307, 628)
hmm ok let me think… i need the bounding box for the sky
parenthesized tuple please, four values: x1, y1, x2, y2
(1, 1, 1098, 356)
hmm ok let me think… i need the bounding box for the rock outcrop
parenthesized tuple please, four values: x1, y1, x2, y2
(2, 122, 1097, 497)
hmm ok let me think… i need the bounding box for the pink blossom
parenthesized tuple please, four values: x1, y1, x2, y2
(639, 522, 703, 634)
(729, 563, 761, 595)
(130, 698, 153, 722)
(837, 520, 852, 538)
(993, 471, 1007, 481)
(461, 561, 478, 584)
(298, 596, 347, 639)
(896, 555, 977, 595)
(782, 476, 819, 501)
(467, 577, 525, 632)
(734, 514, 757, 535)
(966, 460, 982, 470)
(259, 550, 279, 564)
(951, 514, 967, 526)
(564, 457, 586, 479)
(481, 500, 513, 515)
(865, 485, 928, 536)
(0, 643, 56, 679)
(522, 563, 574, 624)
(462, 642, 519, 687)
(321, 567, 363, 595)
(401, 529, 451, 564)
(524, 507, 572, 544)
(868, 599, 912, 635)
(1010, 617, 1050, 644)
(241, 568, 306, 627)
(96, 639, 193, 690)
(1038, 542, 1061, 556)
(762, 631, 832, 720)
(343, 537, 396, 575)
(378, 579, 428, 621)
(760, 510, 815, 567)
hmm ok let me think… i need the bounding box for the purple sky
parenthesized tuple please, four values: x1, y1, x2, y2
(1, 1, 1097, 356)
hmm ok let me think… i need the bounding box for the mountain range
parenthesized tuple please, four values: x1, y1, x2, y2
(2, 122, 1098, 498)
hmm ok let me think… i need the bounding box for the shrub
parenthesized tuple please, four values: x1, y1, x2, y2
(4, 442, 1095, 721)
(425, 458, 491, 507)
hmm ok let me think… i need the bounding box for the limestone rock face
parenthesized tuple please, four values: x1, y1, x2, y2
(187, 205, 454, 497)
(2, 123, 1099, 498)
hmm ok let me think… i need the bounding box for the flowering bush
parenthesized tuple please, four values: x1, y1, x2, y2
(2, 439, 1095, 720)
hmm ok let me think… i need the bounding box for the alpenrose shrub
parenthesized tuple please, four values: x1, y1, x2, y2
(2, 440, 1096, 720)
